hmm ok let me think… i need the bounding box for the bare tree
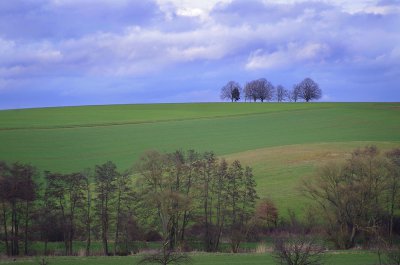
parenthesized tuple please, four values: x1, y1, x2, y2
(385, 148, 400, 241)
(220, 81, 241, 102)
(0, 162, 37, 256)
(273, 235, 325, 265)
(228, 163, 258, 253)
(296, 78, 322, 102)
(135, 150, 190, 250)
(139, 241, 191, 265)
(45, 171, 86, 255)
(95, 161, 118, 256)
(288, 84, 301, 102)
(0, 161, 10, 256)
(385, 245, 400, 265)
(244, 79, 275, 102)
(276, 85, 288, 102)
(303, 146, 388, 249)
(244, 81, 257, 102)
(256, 78, 275, 102)
(165, 150, 198, 249)
(82, 168, 92, 256)
(198, 152, 225, 252)
(114, 170, 136, 255)
(255, 198, 278, 228)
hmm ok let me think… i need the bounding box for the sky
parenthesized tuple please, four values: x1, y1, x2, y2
(0, 0, 399, 109)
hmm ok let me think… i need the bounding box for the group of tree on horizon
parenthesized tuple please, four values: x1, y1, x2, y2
(220, 77, 322, 103)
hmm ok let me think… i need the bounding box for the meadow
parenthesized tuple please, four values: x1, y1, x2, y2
(0, 251, 380, 265)
(1, 102, 400, 213)
(1, 102, 400, 264)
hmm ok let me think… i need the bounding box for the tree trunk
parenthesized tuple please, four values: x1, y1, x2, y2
(44, 239, 48, 256)
(11, 200, 19, 256)
(349, 225, 357, 249)
(85, 183, 91, 256)
(114, 190, 122, 255)
(203, 175, 211, 252)
(102, 196, 109, 256)
(389, 186, 395, 243)
(24, 200, 29, 255)
(102, 224, 108, 255)
(69, 216, 74, 256)
(2, 201, 10, 256)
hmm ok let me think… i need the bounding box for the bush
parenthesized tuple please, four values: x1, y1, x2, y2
(273, 235, 325, 265)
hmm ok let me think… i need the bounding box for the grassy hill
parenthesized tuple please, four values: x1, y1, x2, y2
(1, 102, 399, 214)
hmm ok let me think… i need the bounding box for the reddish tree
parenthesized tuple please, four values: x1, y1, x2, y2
(255, 198, 278, 228)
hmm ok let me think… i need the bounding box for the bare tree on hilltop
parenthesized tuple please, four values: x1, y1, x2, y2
(244, 78, 275, 102)
(276, 85, 288, 102)
(296, 78, 322, 102)
(244, 81, 257, 102)
(289, 84, 301, 102)
(221, 81, 241, 102)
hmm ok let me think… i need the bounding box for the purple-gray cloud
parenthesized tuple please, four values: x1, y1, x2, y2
(0, 0, 399, 109)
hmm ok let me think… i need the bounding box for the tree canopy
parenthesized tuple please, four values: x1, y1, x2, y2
(296, 78, 322, 102)
(221, 81, 241, 102)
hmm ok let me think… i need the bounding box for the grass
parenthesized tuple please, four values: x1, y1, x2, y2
(0, 102, 399, 213)
(0, 251, 380, 265)
(0, 240, 274, 256)
(0, 103, 334, 130)
(225, 141, 400, 216)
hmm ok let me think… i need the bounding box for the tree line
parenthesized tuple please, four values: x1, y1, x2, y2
(1, 146, 400, 260)
(220, 77, 322, 103)
(0, 150, 262, 256)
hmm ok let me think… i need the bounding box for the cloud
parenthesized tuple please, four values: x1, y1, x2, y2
(246, 42, 331, 70)
(0, 0, 162, 40)
(0, 0, 399, 108)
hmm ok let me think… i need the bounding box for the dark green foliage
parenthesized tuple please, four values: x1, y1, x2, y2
(232, 88, 240, 102)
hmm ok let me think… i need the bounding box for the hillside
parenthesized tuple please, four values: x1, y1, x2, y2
(1, 102, 399, 213)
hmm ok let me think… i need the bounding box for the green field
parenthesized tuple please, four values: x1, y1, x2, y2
(0, 251, 380, 265)
(1, 102, 399, 213)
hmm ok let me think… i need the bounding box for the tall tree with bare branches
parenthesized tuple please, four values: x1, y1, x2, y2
(296, 78, 322, 102)
(95, 161, 118, 256)
(221, 81, 241, 102)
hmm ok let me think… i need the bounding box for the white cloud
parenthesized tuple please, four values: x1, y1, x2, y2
(1, 0, 398, 81)
(362, 5, 400, 14)
(156, 0, 231, 12)
(246, 42, 331, 70)
(176, 8, 205, 17)
(156, 0, 384, 15)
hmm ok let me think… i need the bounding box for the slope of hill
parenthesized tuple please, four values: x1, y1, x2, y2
(1, 102, 399, 213)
